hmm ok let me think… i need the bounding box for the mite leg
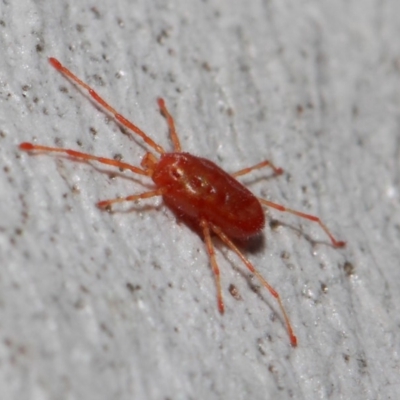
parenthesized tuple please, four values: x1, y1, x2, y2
(259, 199, 346, 248)
(200, 219, 224, 314)
(97, 188, 164, 209)
(232, 159, 283, 178)
(48, 57, 165, 155)
(19, 143, 149, 177)
(210, 222, 297, 347)
(157, 98, 182, 152)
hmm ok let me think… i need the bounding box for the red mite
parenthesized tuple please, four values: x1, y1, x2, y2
(20, 57, 346, 347)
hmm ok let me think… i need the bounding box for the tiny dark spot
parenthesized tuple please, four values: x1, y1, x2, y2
(201, 61, 211, 72)
(22, 84, 30, 92)
(393, 58, 400, 72)
(281, 251, 290, 260)
(104, 204, 112, 213)
(357, 357, 367, 373)
(296, 104, 304, 115)
(343, 261, 355, 277)
(157, 28, 171, 45)
(0, 20, 6, 27)
(60, 85, 68, 93)
(343, 354, 350, 362)
(93, 74, 105, 87)
(0, 131, 6, 138)
(17, 345, 27, 356)
(76, 24, 84, 33)
(112, 154, 124, 172)
(71, 184, 80, 194)
(152, 261, 162, 270)
(15, 228, 23, 236)
(100, 322, 114, 338)
(166, 72, 176, 83)
(90, 7, 101, 19)
(76, 140, 82, 147)
(126, 282, 141, 293)
(226, 107, 234, 117)
(228, 284, 242, 300)
(36, 44, 44, 53)
(248, 277, 260, 295)
(74, 299, 85, 309)
(269, 219, 281, 230)
(256, 338, 266, 356)
(268, 364, 276, 373)
(320, 282, 328, 293)
(89, 127, 97, 136)
(117, 17, 124, 28)
(239, 62, 249, 73)
(80, 285, 90, 294)
(4, 166, 9, 173)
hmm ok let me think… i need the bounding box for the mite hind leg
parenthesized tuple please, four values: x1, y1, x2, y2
(200, 219, 225, 314)
(209, 222, 297, 347)
(259, 198, 346, 248)
(231, 153, 345, 247)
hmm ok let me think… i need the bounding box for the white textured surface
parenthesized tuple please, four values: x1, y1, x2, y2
(1, 1, 400, 399)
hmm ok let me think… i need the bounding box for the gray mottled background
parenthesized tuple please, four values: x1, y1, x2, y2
(1, 1, 399, 399)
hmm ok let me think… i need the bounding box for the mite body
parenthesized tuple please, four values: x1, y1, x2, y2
(20, 57, 346, 347)
(152, 152, 265, 239)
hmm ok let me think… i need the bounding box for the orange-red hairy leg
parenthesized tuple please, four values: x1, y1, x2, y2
(232, 159, 284, 178)
(97, 188, 164, 209)
(200, 219, 224, 314)
(259, 199, 346, 248)
(157, 97, 182, 152)
(48, 57, 165, 155)
(210, 222, 297, 347)
(19, 143, 149, 177)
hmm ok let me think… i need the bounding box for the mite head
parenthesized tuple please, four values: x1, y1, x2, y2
(151, 153, 187, 189)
